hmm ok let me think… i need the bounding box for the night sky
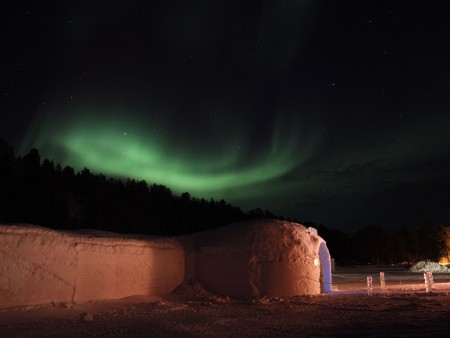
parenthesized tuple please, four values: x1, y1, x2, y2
(2, 1, 450, 231)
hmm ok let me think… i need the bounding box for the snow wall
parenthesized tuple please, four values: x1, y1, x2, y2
(0, 225, 184, 310)
(190, 219, 331, 299)
(0, 220, 332, 309)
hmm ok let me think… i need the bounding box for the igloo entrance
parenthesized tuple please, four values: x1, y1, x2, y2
(318, 241, 332, 293)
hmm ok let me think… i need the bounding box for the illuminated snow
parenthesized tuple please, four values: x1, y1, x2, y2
(0, 220, 331, 309)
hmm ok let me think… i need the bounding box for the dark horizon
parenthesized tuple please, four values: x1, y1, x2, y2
(2, 1, 450, 232)
(2, 136, 446, 236)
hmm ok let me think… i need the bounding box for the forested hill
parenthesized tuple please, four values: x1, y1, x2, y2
(1, 138, 448, 265)
(0, 138, 277, 236)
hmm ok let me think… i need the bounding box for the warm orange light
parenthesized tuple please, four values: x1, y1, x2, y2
(440, 227, 450, 266)
(439, 257, 449, 266)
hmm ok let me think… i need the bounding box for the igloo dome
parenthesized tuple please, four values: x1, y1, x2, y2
(190, 219, 332, 299)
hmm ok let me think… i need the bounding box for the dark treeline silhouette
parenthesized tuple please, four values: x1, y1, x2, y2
(307, 222, 448, 266)
(0, 138, 275, 236)
(1, 137, 448, 264)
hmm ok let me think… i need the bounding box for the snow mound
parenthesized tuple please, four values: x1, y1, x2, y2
(409, 261, 450, 273)
(190, 219, 331, 299)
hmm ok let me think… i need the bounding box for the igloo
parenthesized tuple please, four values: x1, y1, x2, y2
(0, 220, 332, 309)
(190, 219, 332, 299)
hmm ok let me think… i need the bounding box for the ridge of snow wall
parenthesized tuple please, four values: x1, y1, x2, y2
(191, 220, 330, 299)
(0, 225, 184, 310)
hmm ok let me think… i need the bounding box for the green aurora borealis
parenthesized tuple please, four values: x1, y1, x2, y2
(19, 99, 450, 229)
(4, 1, 450, 229)
(20, 105, 320, 205)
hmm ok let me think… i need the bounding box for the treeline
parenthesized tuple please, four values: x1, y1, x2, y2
(310, 222, 449, 266)
(0, 138, 275, 236)
(1, 137, 448, 265)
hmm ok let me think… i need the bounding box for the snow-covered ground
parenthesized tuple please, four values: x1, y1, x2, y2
(1, 224, 449, 337)
(332, 265, 450, 293)
(0, 267, 449, 337)
(410, 261, 449, 273)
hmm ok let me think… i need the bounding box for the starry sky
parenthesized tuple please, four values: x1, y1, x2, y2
(2, 1, 450, 231)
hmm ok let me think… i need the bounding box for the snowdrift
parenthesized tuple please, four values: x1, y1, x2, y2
(190, 220, 331, 299)
(0, 225, 184, 309)
(409, 261, 450, 273)
(0, 220, 331, 309)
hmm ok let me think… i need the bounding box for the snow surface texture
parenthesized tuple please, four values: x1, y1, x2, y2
(409, 261, 450, 273)
(189, 220, 331, 299)
(0, 220, 331, 309)
(0, 225, 184, 309)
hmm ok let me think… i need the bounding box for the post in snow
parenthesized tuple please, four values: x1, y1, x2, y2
(380, 272, 385, 289)
(423, 271, 434, 293)
(367, 276, 373, 296)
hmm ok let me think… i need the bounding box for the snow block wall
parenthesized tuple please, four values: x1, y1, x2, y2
(191, 220, 331, 299)
(0, 225, 184, 310)
(1, 220, 332, 308)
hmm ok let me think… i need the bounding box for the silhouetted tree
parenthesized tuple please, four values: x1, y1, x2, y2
(1, 138, 448, 265)
(439, 226, 450, 263)
(416, 220, 442, 261)
(0, 138, 17, 222)
(350, 226, 396, 265)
